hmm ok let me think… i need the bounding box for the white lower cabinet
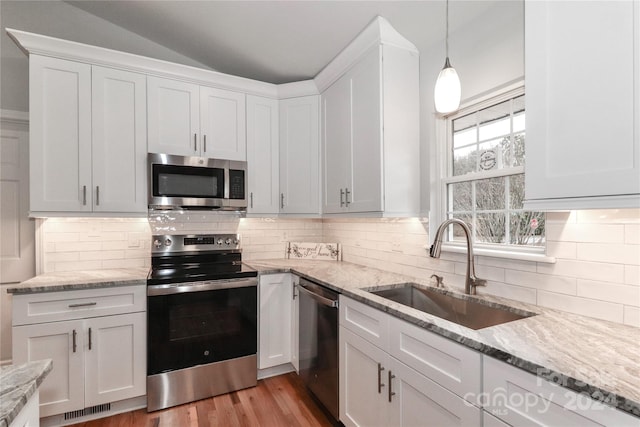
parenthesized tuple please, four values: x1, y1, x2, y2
(483, 357, 639, 427)
(259, 273, 293, 369)
(339, 296, 481, 427)
(11, 286, 146, 419)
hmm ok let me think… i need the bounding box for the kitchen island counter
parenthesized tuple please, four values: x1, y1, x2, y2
(247, 259, 640, 419)
(0, 359, 52, 427)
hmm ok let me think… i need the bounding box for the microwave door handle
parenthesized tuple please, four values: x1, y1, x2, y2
(224, 163, 230, 199)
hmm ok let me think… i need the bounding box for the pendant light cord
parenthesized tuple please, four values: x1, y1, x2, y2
(445, 0, 449, 58)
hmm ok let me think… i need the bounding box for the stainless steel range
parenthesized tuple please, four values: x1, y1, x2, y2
(146, 233, 258, 412)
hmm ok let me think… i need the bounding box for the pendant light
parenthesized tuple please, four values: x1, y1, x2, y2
(434, 0, 461, 113)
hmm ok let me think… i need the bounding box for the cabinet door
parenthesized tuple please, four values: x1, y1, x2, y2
(12, 320, 84, 417)
(29, 55, 92, 212)
(279, 96, 320, 214)
(525, 1, 640, 208)
(246, 95, 279, 214)
(92, 67, 147, 212)
(387, 358, 481, 427)
(200, 86, 246, 160)
(340, 326, 389, 427)
(84, 312, 146, 406)
(147, 76, 199, 156)
(322, 76, 351, 213)
(348, 46, 383, 212)
(259, 273, 293, 369)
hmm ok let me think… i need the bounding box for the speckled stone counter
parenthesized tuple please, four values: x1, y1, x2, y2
(0, 359, 52, 427)
(246, 259, 640, 418)
(6, 268, 148, 294)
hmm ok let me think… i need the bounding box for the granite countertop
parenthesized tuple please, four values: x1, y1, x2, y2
(6, 268, 149, 294)
(6, 261, 639, 418)
(0, 359, 52, 427)
(246, 259, 640, 419)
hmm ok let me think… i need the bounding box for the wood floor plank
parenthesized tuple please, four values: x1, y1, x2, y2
(67, 372, 333, 427)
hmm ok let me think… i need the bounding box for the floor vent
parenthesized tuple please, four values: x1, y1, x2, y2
(64, 403, 112, 420)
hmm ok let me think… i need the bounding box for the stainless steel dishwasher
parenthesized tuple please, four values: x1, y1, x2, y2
(298, 277, 339, 422)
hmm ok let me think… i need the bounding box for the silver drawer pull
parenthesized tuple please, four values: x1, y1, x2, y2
(378, 363, 385, 393)
(68, 302, 97, 308)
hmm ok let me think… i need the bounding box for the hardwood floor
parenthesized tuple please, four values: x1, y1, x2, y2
(70, 373, 335, 427)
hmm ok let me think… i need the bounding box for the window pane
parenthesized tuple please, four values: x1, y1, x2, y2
(479, 115, 510, 142)
(449, 181, 472, 211)
(453, 127, 476, 148)
(476, 213, 506, 244)
(449, 213, 473, 243)
(478, 138, 507, 171)
(509, 212, 545, 246)
(476, 177, 505, 211)
(453, 145, 478, 176)
(509, 174, 525, 209)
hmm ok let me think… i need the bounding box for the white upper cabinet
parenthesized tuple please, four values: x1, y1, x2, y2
(279, 96, 320, 215)
(524, 0, 640, 209)
(92, 67, 147, 213)
(147, 77, 199, 157)
(246, 95, 280, 214)
(148, 76, 246, 160)
(321, 43, 420, 216)
(30, 55, 92, 213)
(29, 55, 147, 215)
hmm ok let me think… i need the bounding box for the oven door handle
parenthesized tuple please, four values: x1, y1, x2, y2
(147, 278, 257, 296)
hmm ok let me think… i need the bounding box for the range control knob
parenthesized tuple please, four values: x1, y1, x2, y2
(153, 239, 162, 249)
(217, 239, 224, 245)
(233, 238, 239, 245)
(225, 238, 232, 245)
(164, 238, 172, 247)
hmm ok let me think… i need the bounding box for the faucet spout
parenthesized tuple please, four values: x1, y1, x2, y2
(429, 218, 486, 295)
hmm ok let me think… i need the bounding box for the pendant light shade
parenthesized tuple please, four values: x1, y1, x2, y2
(434, 57, 461, 113)
(434, 0, 461, 114)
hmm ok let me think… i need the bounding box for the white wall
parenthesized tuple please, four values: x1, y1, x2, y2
(0, 0, 213, 112)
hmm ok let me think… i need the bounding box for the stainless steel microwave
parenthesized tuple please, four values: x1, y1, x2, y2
(148, 153, 247, 210)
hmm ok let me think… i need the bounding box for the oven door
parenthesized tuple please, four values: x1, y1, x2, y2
(147, 278, 257, 376)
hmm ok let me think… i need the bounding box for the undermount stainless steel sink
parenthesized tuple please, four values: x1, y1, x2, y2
(369, 283, 535, 330)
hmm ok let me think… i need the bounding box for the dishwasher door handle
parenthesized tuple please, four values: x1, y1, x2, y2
(298, 284, 339, 308)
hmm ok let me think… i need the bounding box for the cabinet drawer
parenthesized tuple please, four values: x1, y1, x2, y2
(339, 295, 388, 351)
(388, 315, 481, 403)
(13, 286, 146, 325)
(483, 357, 638, 427)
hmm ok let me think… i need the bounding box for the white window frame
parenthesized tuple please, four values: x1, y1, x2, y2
(431, 82, 555, 263)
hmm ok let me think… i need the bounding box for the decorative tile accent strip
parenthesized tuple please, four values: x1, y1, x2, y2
(286, 242, 340, 260)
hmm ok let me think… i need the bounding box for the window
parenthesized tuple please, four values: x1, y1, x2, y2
(440, 88, 545, 252)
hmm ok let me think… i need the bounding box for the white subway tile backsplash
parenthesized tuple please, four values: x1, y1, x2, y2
(577, 279, 640, 307)
(537, 291, 624, 323)
(37, 209, 640, 327)
(577, 243, 640, 265)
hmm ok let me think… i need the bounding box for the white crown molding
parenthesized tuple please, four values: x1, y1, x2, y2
(277, 80, 319, 99)
(314, 16, 418, 93)
(0, 109, 29, 124)
(6, 28, 280, 99)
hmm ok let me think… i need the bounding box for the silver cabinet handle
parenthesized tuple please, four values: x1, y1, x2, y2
(72, 329, 77, 353)
(203, 134, 207, 153)
(250, 192, 253, 209)
(280, 193, 285, 209)
(340, 189, 345, 207)
(378, 363, 385, 393)
(88, 327, 92, 350)
(194, 133, 198, 152)
(96, 186, 100, 206)
(345, 188, 351, 207)
(388, 370, 396, 402)
(82, 185, 87, 206)
(292, 282, 297, 300)
(68, 302, 97, 308)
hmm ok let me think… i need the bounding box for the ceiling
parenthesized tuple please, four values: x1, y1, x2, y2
(64, 0, 500, 85)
